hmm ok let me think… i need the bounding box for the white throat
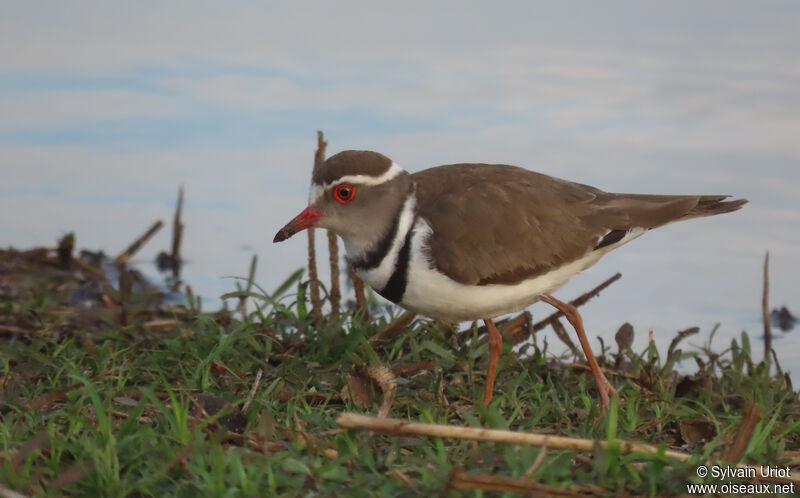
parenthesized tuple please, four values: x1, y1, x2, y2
(342, 192, 417, 291)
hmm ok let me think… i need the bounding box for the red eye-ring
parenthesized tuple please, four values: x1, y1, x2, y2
(333, 184, 356, 203)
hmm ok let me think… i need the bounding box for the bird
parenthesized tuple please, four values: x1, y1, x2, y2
(273, 150, 747, 413)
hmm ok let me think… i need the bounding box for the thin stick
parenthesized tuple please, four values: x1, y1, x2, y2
(530, 272, 622, 335)
(71, 256, 106, 281)
(349, 264, 368, 320)
(171, 185, 184, 277)
(762, 251, 771, 365)
(448, 466, 586, 496)
(549, 318, 581, 356)
(310, 132, 339, 321)
(307, 229, 323, 324)
(523, 443, 548, 479)
(477, 312, 531, 344)
(115, 220, 164, 265)
(313, 131, 339, 320)
(338, 413, 800, 486)
(307, 132, 327, 324)
(337, 412, 690, 461)
(313, 130, 327, 174)
(370, 311, 417, 346)
(241, 368, 263, 413)
(327, 230, 340, 320)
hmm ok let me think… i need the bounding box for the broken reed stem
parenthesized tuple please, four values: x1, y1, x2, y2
(313, 130, 327, 173)
(307, 229, 323, 324)
(327, 230, 340, 320)
(349, 264, 369, 320)
(762, 251, 771, 365)
(115, 220, 164, 265)
(307, 131, 328, 324)
(337, 412, 691, 461)
(315, 131, 339, 321)
(171, 186, 184, 271)
(530, 272, 622, 334)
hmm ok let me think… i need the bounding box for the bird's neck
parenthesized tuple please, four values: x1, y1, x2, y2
(342, 192, 417, 290)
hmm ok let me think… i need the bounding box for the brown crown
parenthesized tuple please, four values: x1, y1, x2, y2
(312, 150, 393, 185)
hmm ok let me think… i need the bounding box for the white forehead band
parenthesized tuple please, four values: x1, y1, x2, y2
(308, 162, 404, 204)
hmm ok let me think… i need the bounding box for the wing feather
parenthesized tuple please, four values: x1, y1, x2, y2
(412, 163, 744, 286)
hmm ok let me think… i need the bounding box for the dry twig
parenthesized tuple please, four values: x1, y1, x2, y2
(448, 465, 588, 496)
(338, 413, 800, 486)
(171, 186, 184, 268)
(349, 264, 368, 319)
(530, 273, 622, 335)
(327, 231, 340, 320)
(476, 312, 532, 344)
(549, 317, 581, 355)
(313, 131, 340, 320)
(337, 412, 690, 460)
(370, 311, 417, 346)
(307, 132, 327, 324)
(523, 443, 548, 479)
(115, 220, 164, 265)
(241, 368, 263, 413)
(71, 256, 106, 280)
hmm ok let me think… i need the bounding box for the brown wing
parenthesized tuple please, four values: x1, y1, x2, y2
(412, 163, 746, 286)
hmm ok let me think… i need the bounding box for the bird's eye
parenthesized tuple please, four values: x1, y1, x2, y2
(333, 184, 356, 204)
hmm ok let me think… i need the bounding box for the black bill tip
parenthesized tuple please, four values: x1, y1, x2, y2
(273, 229, 291, 243)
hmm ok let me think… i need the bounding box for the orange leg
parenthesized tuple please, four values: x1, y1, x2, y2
(540, 294, 616, 415)
(483, 318, 503, 406)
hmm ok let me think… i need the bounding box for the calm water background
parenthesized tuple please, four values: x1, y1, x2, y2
(2, 3, 798, 376)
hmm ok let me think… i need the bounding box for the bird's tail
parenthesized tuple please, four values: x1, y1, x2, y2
(683, 195, 749, 220)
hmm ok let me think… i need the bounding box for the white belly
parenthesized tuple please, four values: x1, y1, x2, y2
(353, 218, 642, 324)
(395, 219, 601, 322)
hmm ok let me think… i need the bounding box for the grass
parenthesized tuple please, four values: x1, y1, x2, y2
(1, 265, 799, 497)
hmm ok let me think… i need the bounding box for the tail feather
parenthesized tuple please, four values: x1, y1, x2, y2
(587, 193, 748, 231)
(684, 195, 748, 220)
